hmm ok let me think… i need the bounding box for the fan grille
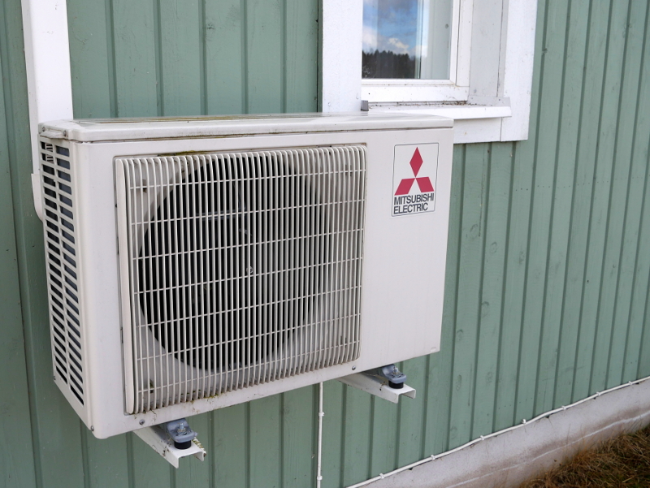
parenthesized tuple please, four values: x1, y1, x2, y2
(118, 146, 366, 413)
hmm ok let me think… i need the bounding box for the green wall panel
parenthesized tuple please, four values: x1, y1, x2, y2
(0, 3, 37, 487)
(67, 0, 319, 118)
(2, 0, 650, 487)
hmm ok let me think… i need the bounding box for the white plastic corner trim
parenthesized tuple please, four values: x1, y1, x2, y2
(21, 0, 74, 220)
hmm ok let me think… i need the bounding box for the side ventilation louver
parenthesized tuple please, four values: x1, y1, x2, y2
(40, 141, 85, 406)
(118, 146, 367, 413)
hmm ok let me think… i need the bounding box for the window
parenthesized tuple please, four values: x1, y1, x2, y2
(362, 0, 469, 103)
(321, 0, 538, 144)
(362, 0, 454, 80)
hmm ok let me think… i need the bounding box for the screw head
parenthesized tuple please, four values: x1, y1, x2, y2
(91, 426, 95, 432)
(352, 366, 357, 371)
(139, 420, 145, 426)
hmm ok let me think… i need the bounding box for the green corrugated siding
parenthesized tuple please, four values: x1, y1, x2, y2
(0, 2, 37, 486)
(2, 0, 650, 487)
(67, 0, 319, 118)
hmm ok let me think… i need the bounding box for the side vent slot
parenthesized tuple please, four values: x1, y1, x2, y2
(40, 141, 85, 406)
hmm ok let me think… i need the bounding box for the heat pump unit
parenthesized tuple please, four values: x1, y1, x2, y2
(36, 113, 453, 438)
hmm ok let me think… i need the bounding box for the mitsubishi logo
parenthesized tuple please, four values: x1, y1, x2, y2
(394, 148, 434, 196)
(391, 144, 439, 217)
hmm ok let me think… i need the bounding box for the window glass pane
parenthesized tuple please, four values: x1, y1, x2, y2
(362, 0, 453, 80)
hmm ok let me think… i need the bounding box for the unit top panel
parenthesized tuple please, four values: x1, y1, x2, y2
(39, 112, 453, 143)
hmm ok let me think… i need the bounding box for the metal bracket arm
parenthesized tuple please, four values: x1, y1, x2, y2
(134, 423, 206, 468)
(338, 371, 416, 404)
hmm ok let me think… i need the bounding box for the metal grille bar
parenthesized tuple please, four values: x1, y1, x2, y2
(40, 141, 85, 406)
(118, 146, 367, 413)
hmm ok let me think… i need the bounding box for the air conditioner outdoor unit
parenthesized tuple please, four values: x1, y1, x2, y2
(36, 113, 453, 438)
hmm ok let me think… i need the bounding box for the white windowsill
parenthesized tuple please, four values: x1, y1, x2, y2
(369, 98, 513, 144)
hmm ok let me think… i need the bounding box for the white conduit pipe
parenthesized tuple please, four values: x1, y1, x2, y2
(21, 0, 74, 221)
(317, 382, 324, 488)
(346, 376, 650, 488)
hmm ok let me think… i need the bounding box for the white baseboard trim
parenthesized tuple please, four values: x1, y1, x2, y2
(355, 378, 650, 488)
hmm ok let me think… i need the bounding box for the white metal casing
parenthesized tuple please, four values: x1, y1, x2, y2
(37, 113, 453, 438)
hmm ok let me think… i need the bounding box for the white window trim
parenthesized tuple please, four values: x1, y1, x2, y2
(321, 0, 538, 144)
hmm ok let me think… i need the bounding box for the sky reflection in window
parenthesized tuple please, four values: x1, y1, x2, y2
(362, 0, 453, 80)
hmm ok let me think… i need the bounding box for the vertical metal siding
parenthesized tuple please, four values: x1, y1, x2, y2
(0, 1, 37, 486)
(66, 0, 319, 118)
(2, 0, 650, 487)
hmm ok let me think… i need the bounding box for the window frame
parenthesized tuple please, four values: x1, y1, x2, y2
(321, 0, 539, 144)
(362, 0, 472, 103)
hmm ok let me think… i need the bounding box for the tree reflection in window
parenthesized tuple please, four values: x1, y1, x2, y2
(362, 0, 453, 80)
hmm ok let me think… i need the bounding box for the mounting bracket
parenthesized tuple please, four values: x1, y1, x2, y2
(338, 368, 416, 404)
(134, 422, 206, 468)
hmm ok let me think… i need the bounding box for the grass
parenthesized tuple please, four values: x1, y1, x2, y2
(520, 425, 650, 487)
